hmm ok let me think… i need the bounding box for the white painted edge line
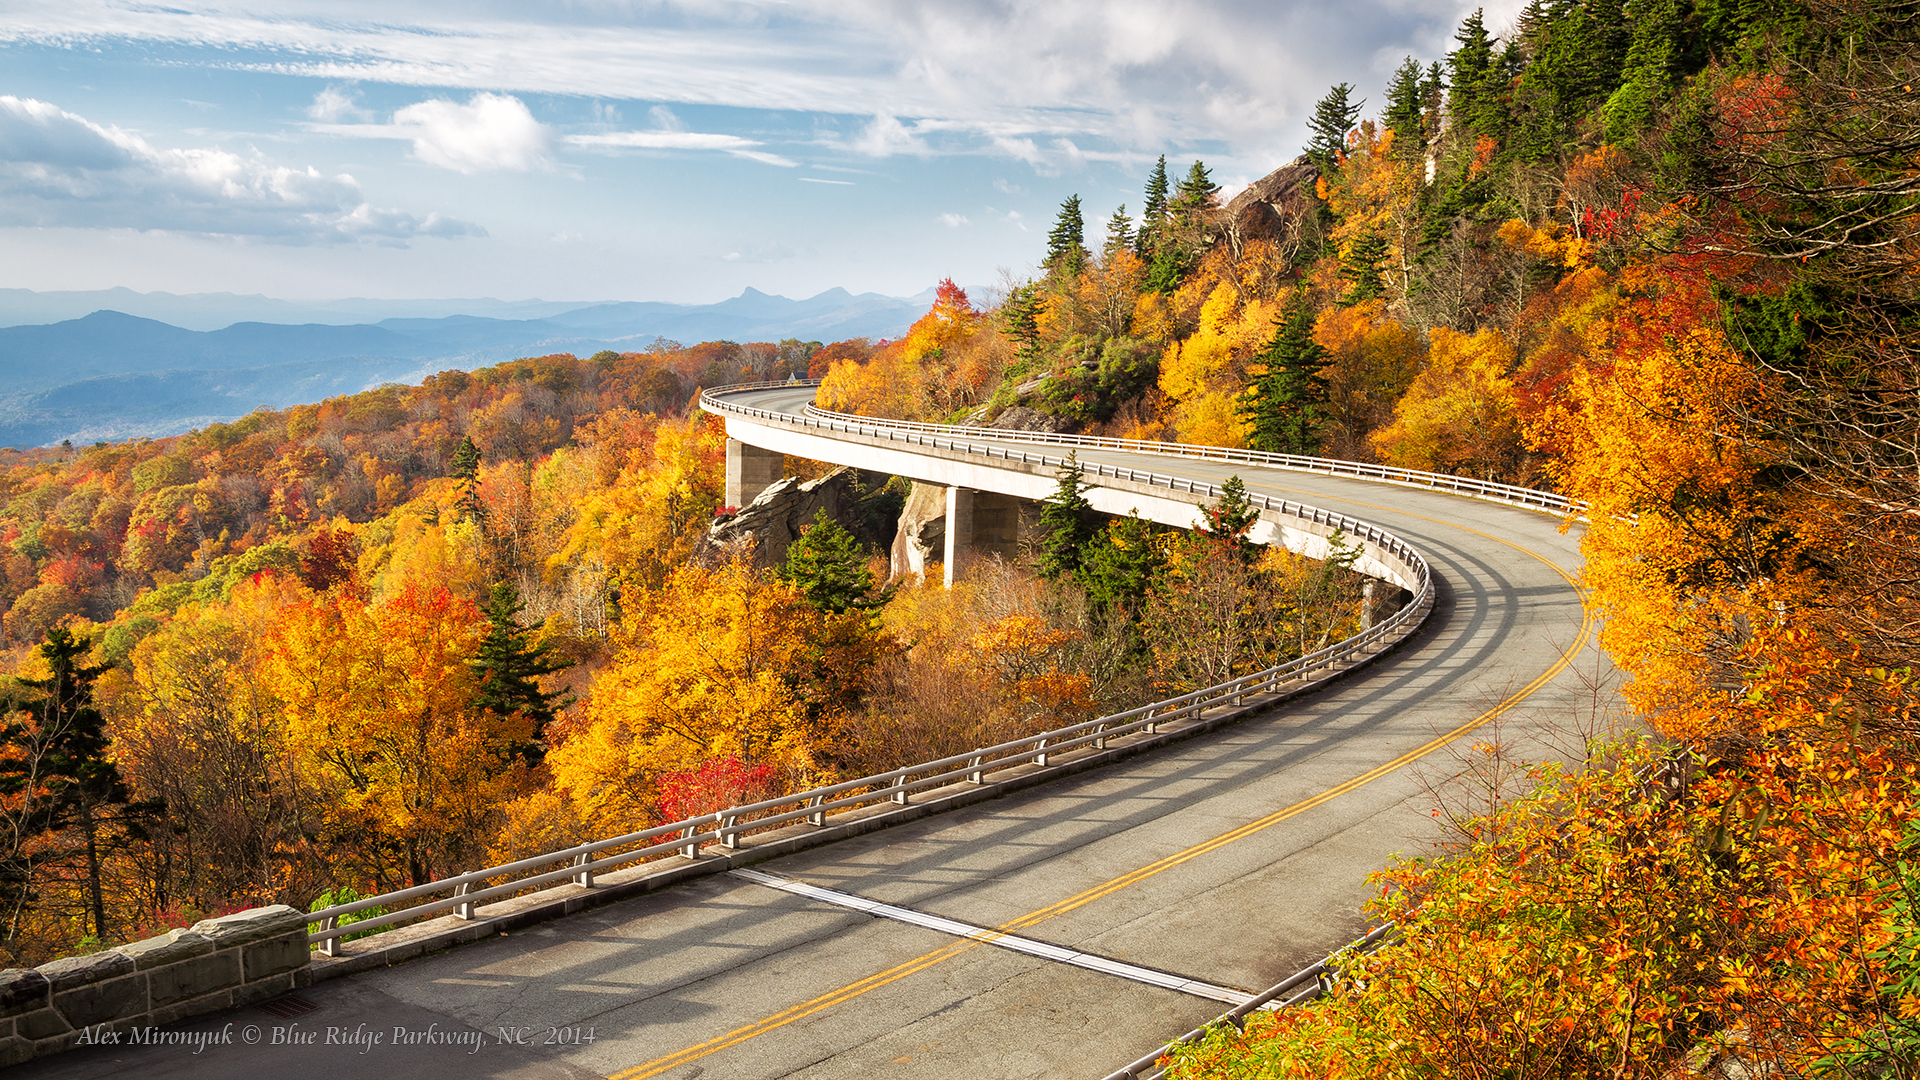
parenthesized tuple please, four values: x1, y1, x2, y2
(728, 868, 1254, 1006)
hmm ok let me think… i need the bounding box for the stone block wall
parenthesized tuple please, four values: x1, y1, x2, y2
(0, 905, 311, 1067)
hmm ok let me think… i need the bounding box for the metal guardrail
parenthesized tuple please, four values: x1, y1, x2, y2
(793, 397, 1581, 518)
(1100, 923, 1398, 1080)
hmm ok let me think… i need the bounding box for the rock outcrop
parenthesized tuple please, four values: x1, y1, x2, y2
(990, 406, 1075, 434)
(889, 481, 949, 581)
(696, 468, 858, 569)
(1221, 155, 1321, 257)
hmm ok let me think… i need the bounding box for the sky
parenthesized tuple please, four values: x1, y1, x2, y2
(0, 0, 1525, 307)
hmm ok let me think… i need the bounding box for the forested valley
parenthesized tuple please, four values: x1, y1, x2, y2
(3, 0, 1919, 1072)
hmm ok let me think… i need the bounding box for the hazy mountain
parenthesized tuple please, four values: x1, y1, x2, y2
(0, 285, 947, 447)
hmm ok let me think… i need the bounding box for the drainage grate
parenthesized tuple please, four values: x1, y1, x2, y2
(258, 994, 321, 1020)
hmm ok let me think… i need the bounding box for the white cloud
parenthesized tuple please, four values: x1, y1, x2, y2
(848, 114, 930, 158)
(0, 0, 1486, 172)
(566, 128, 798, 167)
(392, 93, 553, 173)
(307, 86, 371, 124)
(938, 212, 969, 227)
(0, 95, 483, 243)
(799, 177, 854, 185)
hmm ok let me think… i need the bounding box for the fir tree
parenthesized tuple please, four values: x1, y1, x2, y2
(470, 582, 571, 764)
(1103, 204, 1135, 262)
(451, 435, 485, 522)
(1383, 57, 1428, 161)
(1045, 195, 1088, 277)
(1341, 230, 1391, 304)
(1306, 83, 1365, 171)
(1000, 282, 1045, 366)
(1238, 300, 1331, 456)
(1171, 160, 1220, 217)
(1079, 512, 1167, 614)
(1196, 475, 1264, 561)
(1037, 454, 1099, 581)
(782, 510, 881, 614)
(1142, 156, 1170, 223)
(0, 628, 157, 942)
(1449, 9, 1505, 139)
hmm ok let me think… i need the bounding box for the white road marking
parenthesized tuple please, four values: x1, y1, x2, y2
(728, 867, 1254, 1005)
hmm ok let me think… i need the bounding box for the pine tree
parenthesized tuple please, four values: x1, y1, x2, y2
(1196, 475, 1264, 561)
(1306, 83, 1365, 171)
(1383, 57, 1428, 161)
(1079, 512, 1167, 614)
(1000, 282, 1045, 366)
(470, 582, 571, 764)
(782, 510, 880, 614)
(1238, 299, 1330, 456)
(1103, 204, 1135, 262)
(1038, 454, 1099, 581)
(0, 628, 157, 942)
(1142, 156, 1170, 223)
(1171, 160, 1220, 217)
(451, 435, 485, 523)
(1045, 195, 1088, 277)
(1341, 230, 1391, 304)
(1449, 9, 1504, 139)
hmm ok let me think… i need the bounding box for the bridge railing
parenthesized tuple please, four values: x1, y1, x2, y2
(306, 385, 1451, 954)
(696, 378, 1581, 518)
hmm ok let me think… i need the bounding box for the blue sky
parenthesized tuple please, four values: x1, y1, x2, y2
(0, 0, 1522, 306)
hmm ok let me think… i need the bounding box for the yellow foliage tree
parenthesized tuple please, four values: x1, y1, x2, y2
(1371, 326, 1522, 476)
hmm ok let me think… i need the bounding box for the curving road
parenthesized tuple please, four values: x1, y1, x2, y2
(20, 388, 1611, 1080)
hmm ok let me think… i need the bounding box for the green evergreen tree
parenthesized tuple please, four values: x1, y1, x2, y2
(782, 510, 880, 614)
(1602, 0, 1691, 144)
(1306, 83, 1365, 171)
(1000, 282, 1045, 367)
(1171, 160, 1220, 216)
(1511, 0, 1631, 160)
(1079, 513, 1167, 614)
(0, 628, 158, 943)
(1383, 57, 1428, 161)
(1142, 156, 1170, 222)
(1341, 229, 1391, 304)
(1238, 300, 1331, 456)
(470, 582, 571, 764)
(451, 435, 485, 522)
(1045, 195, 1089, 277)
(1449, 9, 1507, 139)
(1038, 454, 1099, 581)
(1196, 475, 1264, 561)
(1103, 204, 1135, 262)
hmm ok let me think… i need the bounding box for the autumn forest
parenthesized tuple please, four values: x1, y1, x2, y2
(3, 0, 1920, 1073)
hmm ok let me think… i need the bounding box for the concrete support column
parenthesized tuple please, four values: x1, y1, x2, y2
(725, 439, 782, 509)
(943, 486, 1022, 588)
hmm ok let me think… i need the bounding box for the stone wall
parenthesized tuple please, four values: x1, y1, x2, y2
(0, 905, 311, 1066)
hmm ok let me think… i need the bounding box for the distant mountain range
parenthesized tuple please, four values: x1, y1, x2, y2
(0, 286, 951, 447)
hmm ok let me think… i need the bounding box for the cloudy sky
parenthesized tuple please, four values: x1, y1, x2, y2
(0, 0, 1521, 306)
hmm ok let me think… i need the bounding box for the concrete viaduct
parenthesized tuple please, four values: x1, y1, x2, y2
(19, 384, 1609, 1080)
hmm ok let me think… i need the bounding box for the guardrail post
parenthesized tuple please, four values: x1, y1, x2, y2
(807, 794, 827, 826)
(891, 775, 911, 804)
(1094, 723, 1109, 749)
(317, 916, 340, 957)
(573, 852, 595, 887)
(967, 755, 985, 784)
(454, 874, 476, 921)
(1145, 708, 1159, 735)
(720, 810, 742, 849)
(1033, 738, 1050, 767)
(680, 822, 702, 859)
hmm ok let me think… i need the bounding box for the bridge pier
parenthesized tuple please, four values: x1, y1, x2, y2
(943, 486, 1023, 588)
(725, 439, 782, 508)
